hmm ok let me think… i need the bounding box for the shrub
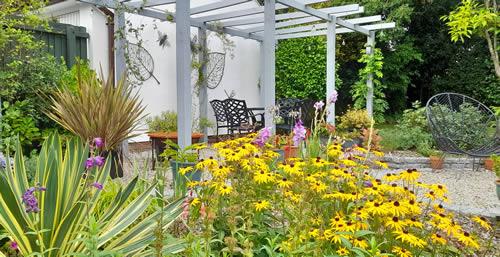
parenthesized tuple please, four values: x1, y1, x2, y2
(146, 111, 178, 132)
(181, 134, 493, 256)
(337, 109, 372, 139)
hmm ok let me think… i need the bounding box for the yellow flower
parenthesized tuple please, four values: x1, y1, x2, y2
(394, 230, 427, 248)
(254, 200, 270, 211)
(375, 160, 389, 169)
(190, 197, 201, 206)
(336, 247, 350, 256)
(431, 233, 447, 245)
(382, 173, 399, 182)
(308, 228, 320, 239)
(392, 246, 412, 257)
(385, 216, 405, 231)
(455, 231, 479, 249)
(399, 169, 420, 182)
(179, 166, 194, 175)
(353, 237, 368, 249)
(472, 216, 492, 230)
(354, 146, 368, 153)
(341, 159, 357, 167)
(388, 201, 409, 217)
(186, 181, 199, 188)
(373, 150, 384, 157)
(253, 170, 271, 184)
(277, 177, 293, 188)
(217, 184, 233, 195)
(404, 217, 424, 229)
(310, 181, 327, 193)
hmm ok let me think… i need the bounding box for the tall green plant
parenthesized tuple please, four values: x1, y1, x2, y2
(0, 134, 184, 256)
(352, 46, 388, 122)
(46, 71, 146, 150)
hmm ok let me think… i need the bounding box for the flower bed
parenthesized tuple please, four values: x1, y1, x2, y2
(180, 134, 496, 256)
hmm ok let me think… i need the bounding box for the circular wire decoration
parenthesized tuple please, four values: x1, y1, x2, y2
(205, 52, 226, 89)
(126, 43, 160, 84)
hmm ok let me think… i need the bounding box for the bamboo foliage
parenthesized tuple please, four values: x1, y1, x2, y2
(46, 71, 147, 150)
(0, 134, 184, 256)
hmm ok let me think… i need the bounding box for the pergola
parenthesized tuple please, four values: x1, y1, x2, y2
(79, 0, 395, 149)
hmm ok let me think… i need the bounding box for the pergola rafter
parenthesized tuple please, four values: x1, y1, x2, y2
(78, 0, 395, 148)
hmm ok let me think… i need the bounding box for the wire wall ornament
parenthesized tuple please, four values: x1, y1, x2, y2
(126, 42, 160, 84)
(205, 52, 226, 89)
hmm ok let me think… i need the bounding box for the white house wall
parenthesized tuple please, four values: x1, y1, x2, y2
(44, 0, 262, 143)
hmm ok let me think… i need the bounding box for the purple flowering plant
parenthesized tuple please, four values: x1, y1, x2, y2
(254, 127, 272, 147)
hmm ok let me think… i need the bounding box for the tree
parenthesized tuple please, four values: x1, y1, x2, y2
(442, 0, 500, 77)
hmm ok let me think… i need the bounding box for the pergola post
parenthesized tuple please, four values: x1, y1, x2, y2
(114, 9, 129, 156)
(176, 0, 192, 149)
(326, 17, 336, 125)
(259, 41, 265, 106)
(263, 0, 276, 130)
(366, 30, 375, 118)
(198, 28, 208, 143)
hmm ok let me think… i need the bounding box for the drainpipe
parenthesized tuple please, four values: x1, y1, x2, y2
(98, 7, 115, 78)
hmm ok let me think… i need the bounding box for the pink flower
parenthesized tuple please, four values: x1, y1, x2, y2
(254, 127, 272, 147)
(91, 182, 103, 190)
(292, 119, 306, 146)
(314, 100, 325, 110)
(329, 90, 338, 104)
(94, 156, 105, 167)
(93, 137, 104, 148)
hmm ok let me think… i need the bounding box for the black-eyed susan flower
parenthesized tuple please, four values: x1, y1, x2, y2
(217, 184, 232, 195)
(385, 216, 405, 231)
(392, 246, 412, 257)
(472, 216, 492, 230)
(399, 169, 420, 182)
(455, 231, 479, 249)
(394, 230, 427, 248)
(254, 200, 270, 211)
(431, 233, 447, 245)
(336, 247, 349, 256)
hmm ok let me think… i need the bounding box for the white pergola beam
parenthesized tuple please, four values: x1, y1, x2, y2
(128, 0, 176, 8)
(176, 0, 192, 149)
(263, 0, 276, 130)
(244, 6, 363, 34)
(193, 0, 329, 23)
(277, 0, 330, 20)
(336, 18, 369, 35)
(275, 22, 395, 39)
(191, 0, 252, 15)
(275, 15, 381, 35)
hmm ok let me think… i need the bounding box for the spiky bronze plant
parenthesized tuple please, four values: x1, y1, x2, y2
(46, 71, 146, 150)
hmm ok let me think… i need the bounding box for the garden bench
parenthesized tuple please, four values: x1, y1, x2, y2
(276, 98, 303, 134)
(210, 98, 265, 139)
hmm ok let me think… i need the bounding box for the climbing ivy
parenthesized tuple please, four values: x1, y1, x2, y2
(351, 46, 388, 122)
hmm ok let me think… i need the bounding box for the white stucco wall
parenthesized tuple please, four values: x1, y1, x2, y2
(44, 0, 263, 143)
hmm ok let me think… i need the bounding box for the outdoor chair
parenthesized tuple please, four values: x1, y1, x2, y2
(210, 99, 231, 138)
(223, 98, 264, 134)
(276, 98, 303, 133)
(426, 93, 499, 168)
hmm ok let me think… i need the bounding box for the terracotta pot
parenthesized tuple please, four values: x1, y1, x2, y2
(484, 158, 493, 171)
(283, 145, 298, 159)
(429, 156, 444, 170)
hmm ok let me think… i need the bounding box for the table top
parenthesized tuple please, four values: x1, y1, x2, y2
(247, 107, 265, 111)
(147, 131, 204, 140)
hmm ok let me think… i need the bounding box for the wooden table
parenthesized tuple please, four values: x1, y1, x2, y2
(147, 132, 204, 170)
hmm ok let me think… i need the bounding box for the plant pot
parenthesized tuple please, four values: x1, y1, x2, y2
(484, 158, 493, 170)
(170, 160, 202, 187)
(102, 150, 123, 179)
(496, 180, 500, 201)
(342, 137, 363, 149)
(429, 156, 444, 170)
(273, 149, 285, 162)
(283, 145, 298, 159)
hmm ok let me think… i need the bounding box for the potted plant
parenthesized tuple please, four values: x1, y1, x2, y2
(429, 150, 445, 170)
(490, 155, 500, 200)
(337, 108, 372, 149)
(484, 155, 494, 170)
(46, 70, 146, 179)
(161, 139, 204, 188)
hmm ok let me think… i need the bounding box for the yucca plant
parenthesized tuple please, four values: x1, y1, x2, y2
(46, 70, 146, 150)
(0, 134, 184, 256)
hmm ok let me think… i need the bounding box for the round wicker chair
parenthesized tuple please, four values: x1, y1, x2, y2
(425, 93, 499, 158)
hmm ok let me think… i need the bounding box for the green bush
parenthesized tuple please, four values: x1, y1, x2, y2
(146, 111, 178, 132)
(379, 101, 434, 154)
(0, 101, 41, 152)
(337, 108, 372, 139)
